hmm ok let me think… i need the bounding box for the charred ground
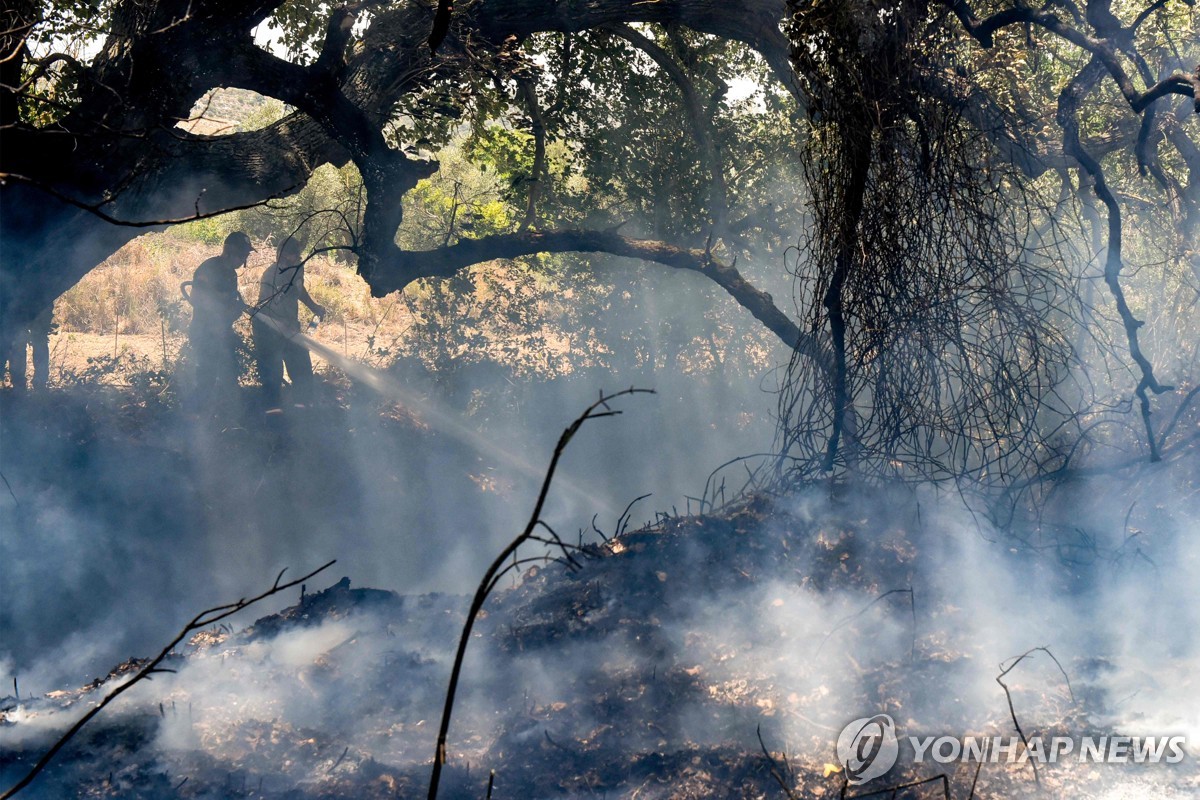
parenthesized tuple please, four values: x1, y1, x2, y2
(2, 397, 1196, 798)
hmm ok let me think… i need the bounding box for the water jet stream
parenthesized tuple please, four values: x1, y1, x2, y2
(256, 315, 618, 517)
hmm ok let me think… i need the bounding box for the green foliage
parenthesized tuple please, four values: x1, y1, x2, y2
(270, 0, 335, 63)
(463, 124, 538, 209)
(176, 215, 237, 246)
(238, 97, 289, 132)
(399, 142, 513, 248)
(12, 1, 110, 124)
(27, 0, 115, 42)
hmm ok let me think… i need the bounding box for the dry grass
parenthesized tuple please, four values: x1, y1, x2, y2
(27, 229, 777, 389)
(54, 231, 409, 340)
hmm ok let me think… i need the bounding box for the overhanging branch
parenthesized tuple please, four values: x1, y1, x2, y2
(368, 229, 831, 371)
(944, 0, 1199, 115)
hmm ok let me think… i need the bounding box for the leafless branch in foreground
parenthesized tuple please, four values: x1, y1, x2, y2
(995, 645, 1075, 790)
(756, 724, 800, 800)
(0, 560, 337, 799)
(427, 388, 654, 800)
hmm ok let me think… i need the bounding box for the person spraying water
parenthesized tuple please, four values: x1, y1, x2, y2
(251, 237, 326, 410)
(179, 231, 253, 413)
(243, 237, 613, 514)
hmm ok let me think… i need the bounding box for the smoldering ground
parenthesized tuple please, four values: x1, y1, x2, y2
(1, 245, 1197, 799)
(0, 289, 781, 688)
(2, 461, 1197, 798)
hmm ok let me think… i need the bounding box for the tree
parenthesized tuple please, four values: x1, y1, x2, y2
(775, 0, 1199, 501)
(3, 0, 1196, 504)
(0, 0, 811, 360)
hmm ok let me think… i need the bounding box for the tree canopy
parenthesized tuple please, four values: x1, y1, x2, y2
(2, 0, 1198, 501)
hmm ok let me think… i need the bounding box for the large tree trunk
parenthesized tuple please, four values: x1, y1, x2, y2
(1, 0, 796, 340)
(1, 115, 347, 338)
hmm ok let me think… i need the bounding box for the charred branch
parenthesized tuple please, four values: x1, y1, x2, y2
(0, 561, 336, 800)
(427, 389, 652, 800)
(994, 646, 1076, 790)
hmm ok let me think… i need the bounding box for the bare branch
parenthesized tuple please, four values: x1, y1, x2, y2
(427, 389, 653, 800)
(0, 172, 305, 228)
(0, 560, 336, 800)
(995, 646, 1076, 790)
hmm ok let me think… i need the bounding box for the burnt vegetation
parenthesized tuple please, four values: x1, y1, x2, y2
(2, 0, 1200, 798)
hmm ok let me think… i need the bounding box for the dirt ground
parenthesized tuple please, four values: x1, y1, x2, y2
(3, 489, 1197, 799)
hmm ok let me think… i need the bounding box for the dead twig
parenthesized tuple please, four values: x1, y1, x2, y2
(328, 745, 350, 773)
(0, 560, 336, 799)
(815, 587, 917, 662)
(995, 645, 1075, 790)
(0, 472, 17, 507)
(967, 757, 984, 800)
(427, 388, 653, 800)
(614, 494, 651, 539)
(756, 724, 800, 799)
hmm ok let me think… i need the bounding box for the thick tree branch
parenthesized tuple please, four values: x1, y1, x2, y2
(821, 131, 871, 473)
(366, 228, 830, 370)
(1059, 58, 1173, 461)
(514, 76, 547, 232)
(315, 6, 357, 76)
(1162, 102, 1200, 237)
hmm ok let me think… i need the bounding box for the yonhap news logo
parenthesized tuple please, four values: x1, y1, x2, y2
(835, 713, 1190, 787)
(836, 715, 900, 785)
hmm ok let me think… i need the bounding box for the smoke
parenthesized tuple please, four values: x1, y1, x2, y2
(5, 474, 1196, 798)
(2, 191, 1197, 800)
(0, 253, 781, 688)
(3, 247, 1198, 800)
